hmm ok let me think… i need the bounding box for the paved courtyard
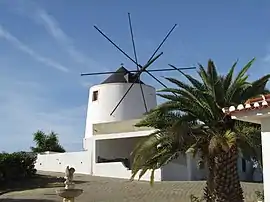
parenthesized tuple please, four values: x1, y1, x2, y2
(0, 171, 263, 202)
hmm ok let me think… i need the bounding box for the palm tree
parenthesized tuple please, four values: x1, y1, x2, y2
(30, 130, 66, 153)
(131, 58, 268, 202)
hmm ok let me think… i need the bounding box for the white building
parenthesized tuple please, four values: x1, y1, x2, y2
(35, 66, 252, 182)
(223, 95, 270, 201)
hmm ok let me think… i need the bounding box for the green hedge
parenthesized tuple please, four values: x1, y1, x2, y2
(0, 151, 37, 182)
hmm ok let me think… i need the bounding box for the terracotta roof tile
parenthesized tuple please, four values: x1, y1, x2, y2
(222, 94, 270, 115)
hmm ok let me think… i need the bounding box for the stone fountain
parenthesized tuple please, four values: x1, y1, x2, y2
(56, 166, 83, 202)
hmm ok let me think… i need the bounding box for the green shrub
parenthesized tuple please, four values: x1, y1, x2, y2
(0, 151, 37, 182)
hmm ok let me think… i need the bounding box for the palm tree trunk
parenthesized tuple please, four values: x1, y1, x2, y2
(214, 146, 244, 202)
(203, 156, 216, 202)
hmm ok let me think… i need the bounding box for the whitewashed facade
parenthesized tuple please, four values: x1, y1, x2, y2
(35, 66, 255, 182)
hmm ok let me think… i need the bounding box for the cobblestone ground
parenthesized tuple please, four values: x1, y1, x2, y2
(0, 171, 263, 202)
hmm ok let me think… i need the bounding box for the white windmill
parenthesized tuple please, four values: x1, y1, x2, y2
(81, 13, 195, 151)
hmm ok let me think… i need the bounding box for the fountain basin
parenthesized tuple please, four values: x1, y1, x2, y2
(56, 188, 83, 198)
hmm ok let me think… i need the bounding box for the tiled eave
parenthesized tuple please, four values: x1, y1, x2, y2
(222, 100, 270, 115)
(222, 94, 270, 116)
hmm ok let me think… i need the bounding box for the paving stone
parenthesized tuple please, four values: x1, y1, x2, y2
(0, 171, 263, 202)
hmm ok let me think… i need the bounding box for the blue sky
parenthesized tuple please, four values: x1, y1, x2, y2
(0, 1, 270, 152)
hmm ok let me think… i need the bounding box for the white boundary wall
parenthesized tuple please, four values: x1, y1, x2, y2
(35, 151, 92, 174)
(94, 162, 162, 181)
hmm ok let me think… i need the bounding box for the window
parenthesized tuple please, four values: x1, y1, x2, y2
(92, 90, 98, 101)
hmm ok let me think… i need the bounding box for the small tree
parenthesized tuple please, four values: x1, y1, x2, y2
(30, 130, 65, 153)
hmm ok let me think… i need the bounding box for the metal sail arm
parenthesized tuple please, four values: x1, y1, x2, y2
(110, 81, 136, 116)
(133, 52, 163, 78)
(133, 53, 166, 88)
(110, 52, 163, 116)
(134, 52, 163, 77)
(138, 23, 177, 90)
(128, 13, 148, 113)
(144, 70, 178, 96)
(93, 16, 194, 117)
(94, 23, 178, 72)
(128, 13, 139, 71)
(80, 67, 196, 76)
(168, 64, 196, 74)
(93, 23, 176, 92)
(147, 24, 177, 63)
(94, 25, 142, 68)
(144, 70, 168, 88)
(110, 72, 141, 116)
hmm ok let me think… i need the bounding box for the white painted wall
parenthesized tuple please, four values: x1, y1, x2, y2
(185, 152, 207, 181)
(161, 157, 188, 181)
(84, 83, 157, 142)
(253, 167, 263, 182)
(35, 151, 92, 174)
(94, 162, 161, 181)
(83, 137, 93, 151)
(261, 119, 270, 202)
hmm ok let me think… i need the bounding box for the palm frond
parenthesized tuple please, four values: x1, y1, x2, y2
(132, 58, 267, 185)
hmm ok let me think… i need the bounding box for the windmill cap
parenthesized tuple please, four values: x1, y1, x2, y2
(101, 66, 144, 84)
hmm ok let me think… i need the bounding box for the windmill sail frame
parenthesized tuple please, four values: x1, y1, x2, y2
(81, 13, 196, 116)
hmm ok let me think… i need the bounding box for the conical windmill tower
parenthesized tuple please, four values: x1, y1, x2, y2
(82, 13, 195, 150)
